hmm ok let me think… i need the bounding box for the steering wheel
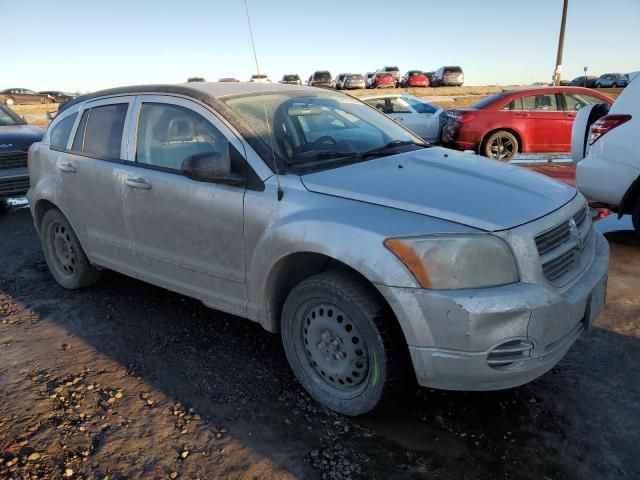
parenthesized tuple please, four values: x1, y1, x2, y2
(307, 135, 337, 150)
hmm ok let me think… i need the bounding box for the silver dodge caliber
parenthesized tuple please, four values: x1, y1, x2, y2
(27, 83, 609, 415)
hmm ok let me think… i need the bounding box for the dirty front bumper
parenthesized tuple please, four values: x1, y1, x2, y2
(376, 232, 609, 391)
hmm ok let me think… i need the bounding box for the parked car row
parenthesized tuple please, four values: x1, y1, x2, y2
(548, 73, 630, 89)
(1, 88, 78, 106)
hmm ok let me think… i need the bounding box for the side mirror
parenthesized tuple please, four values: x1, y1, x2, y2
(181, 152, 244, 186)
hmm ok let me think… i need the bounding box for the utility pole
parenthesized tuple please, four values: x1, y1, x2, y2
(553, 0, 569, 86)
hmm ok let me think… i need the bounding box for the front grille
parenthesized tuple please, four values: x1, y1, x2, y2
(0, 176, 30, 196)
(535, 206, 592, 284)
(0, 153, 28, 171)
(487, 339, 533, 369)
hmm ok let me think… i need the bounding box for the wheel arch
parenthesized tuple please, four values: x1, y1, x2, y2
(479, 127, 524, 154)
(618, 174, 640, 217)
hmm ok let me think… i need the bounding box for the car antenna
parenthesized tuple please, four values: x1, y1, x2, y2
(243, 0, 284, 201)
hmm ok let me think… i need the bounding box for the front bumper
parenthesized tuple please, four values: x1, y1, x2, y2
(377, 232, 609, 391)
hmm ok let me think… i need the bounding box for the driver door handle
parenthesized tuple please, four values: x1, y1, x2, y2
(58, 162, 76, 173)
(125, 177, 152, 189)
(514, 112, 530, 117)
(567, 112, 577, 118)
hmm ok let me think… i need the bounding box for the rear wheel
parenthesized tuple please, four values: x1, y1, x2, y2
(612, 83, 618, 88)
(41, 208, 101, 289)
(5, 98, 15, 106)
(281, 271, 408, 416)
(483, 131, 518, 162)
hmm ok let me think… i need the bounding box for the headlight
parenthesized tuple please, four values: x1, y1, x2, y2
(384, 234, 518, 290)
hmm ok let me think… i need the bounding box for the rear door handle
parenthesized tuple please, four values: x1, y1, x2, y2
(567, 113, 577, 118)
(58, 162, 76, 173)
(514, 112, 530, 117)
(125, 177, 152, 189)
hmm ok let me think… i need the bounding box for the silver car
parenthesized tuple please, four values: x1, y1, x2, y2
(27, 83, 609, 416)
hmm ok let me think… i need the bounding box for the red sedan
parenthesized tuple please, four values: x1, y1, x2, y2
(401, 70, 429, 87)
(373, 73, 396, 89)
(441, 87, 613, 161)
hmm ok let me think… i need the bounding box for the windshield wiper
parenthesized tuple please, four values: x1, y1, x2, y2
(360, 140, 429, 158)
(314, 151, 358, 160)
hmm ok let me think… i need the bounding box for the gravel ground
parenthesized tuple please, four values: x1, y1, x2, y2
(1, 202, 639, 480)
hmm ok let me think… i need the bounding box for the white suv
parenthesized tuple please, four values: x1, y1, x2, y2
(572, 77, 640, 234)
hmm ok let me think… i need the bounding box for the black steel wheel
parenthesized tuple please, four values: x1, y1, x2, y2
(41, 208, 101, 289)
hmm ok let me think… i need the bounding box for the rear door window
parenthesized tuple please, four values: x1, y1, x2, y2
(563, 93, 604, 111)
(72, 104, 128, 158)
(50, 112, 78, 148)
(516, 94, 559, 111)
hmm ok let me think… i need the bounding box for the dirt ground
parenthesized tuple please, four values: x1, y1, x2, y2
(1, 198, 639, 480)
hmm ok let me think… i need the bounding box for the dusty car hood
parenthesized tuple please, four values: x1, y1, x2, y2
(301, 147, 576, 231)
(0, 124, 45, 152)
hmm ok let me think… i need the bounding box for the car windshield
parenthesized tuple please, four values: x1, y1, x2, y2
(402, 95, 438, 114)
(473, 91, 508, 109)
(284, 75, 299, 81)
(315, 72, 331, 82)
(445, 67, 462, 73)
(0, 104, 25, 126)
(224, 91, 427, 173)
(347, 74, 363, 80)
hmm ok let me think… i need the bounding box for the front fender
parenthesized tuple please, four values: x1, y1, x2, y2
(243, 178, 477, 329)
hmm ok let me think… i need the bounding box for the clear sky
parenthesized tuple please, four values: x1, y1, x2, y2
(3, 0, 639, 92)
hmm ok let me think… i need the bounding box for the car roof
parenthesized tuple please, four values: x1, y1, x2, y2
(56, 82, 332, 115)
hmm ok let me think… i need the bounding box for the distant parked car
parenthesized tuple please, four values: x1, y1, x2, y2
(0, 104, 44, 197)
(364, 72, 376, 89)
(362, 94, 444, 143)
(280, 74, 302, 85)
(342, 74, 365, 90)
(570, 76, 598, 88)
(38, 91, 77, 103)
(219, 78, 240, 82)
(332, 73, 348, 90)
(400, 71, 429, 88)
(0, 88, 54, 106)
(249, 74, 271, 83)
(372, 73, 395, 89)
(442, 86, 613, 161)
(308, 71, 332, 88)
(423, 71, 436, 84)
(377, 66, 400, 87)
(573, 77, 639, 234)
(596, 73, 628, 88)
(431, 66, 464, 87)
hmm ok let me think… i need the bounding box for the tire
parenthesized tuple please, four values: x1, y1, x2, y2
(632, 196, 640, 238)
(612, 83, 617, 88)
(595, 83, 601, 88)
(281, 271, 408, 416)
(5, 98, 15, 106)
(483, 130, 518, 161)
(40, 208, 101, 289)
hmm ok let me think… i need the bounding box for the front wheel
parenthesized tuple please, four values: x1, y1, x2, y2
(483, 131, 518, 162)
(612, 83, 618, 88)
(41, 208, 101, 289)
(632, 196, 640, 238)
(5, 98, 15, 106)
(281, 271, 408, 416)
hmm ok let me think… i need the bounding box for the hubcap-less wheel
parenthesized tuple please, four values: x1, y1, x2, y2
(51, 222, 76, 276)
(302, 303, 369, 391)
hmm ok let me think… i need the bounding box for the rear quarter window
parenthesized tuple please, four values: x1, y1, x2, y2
(50, 113, 78, 148)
